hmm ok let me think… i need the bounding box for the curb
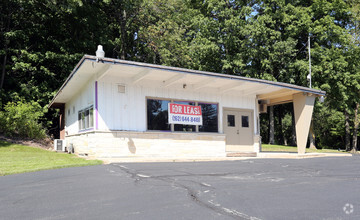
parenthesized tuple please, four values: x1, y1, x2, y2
(99, 152, 352, 164)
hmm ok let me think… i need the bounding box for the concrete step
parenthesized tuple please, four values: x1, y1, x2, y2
(226, 152, 257, 157)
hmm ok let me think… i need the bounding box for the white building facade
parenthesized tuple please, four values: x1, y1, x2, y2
(50, 55, 325, 159)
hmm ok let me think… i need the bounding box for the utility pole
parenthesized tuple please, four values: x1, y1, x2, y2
(308, 36, 312, 88)
(308, 35, 316, 149)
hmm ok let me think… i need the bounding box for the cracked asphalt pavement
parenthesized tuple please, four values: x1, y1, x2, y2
(1, 156, 360, 220)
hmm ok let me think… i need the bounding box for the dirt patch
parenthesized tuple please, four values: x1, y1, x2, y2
(0, 134, 53, 150)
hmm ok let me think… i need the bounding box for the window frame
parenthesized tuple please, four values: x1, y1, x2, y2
(146, 97, 219, 133)
(78, 105, 94, 131)
(198, 102, 219, 133)
(146, 98, 171, 132)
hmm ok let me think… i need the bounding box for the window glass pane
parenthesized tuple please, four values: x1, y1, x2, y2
(199, 103, 218, 132)
(174, 101, 196, 132)
(81, 111, 85, 130)
(147, 99, 171, 131)
(78, 112, 82, 130)
(242, 115, 249, 128)
(227, 115, 235, 127)
(89, 108, 94, 128)
(85, 109, 90, 129)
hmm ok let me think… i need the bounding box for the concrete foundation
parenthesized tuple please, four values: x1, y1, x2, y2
(65, 131, 228, 159)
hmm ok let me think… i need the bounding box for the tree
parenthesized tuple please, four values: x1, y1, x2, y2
(348, 0, 360, 152)
(0, 0, 358, 148)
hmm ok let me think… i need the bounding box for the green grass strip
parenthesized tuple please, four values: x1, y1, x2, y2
(261, 144, 348, 153)
(0, 140, 102, 176)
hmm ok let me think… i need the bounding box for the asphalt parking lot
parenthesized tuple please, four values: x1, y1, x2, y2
(1, 156, 360, 220)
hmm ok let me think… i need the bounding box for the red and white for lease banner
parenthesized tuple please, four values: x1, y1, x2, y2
(168, 103, 203, 125)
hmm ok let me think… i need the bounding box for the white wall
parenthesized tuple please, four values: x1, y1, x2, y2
(65, 79, 95, 135)
(97, 75, 257, 134)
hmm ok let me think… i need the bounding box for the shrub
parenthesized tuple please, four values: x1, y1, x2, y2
(0, 101, 47, 139)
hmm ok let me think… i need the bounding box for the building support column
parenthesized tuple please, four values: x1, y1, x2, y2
(293, 93, 315, 154)
(58, 103, 65, 139)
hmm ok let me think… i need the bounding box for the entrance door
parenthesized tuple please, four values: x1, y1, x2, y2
(223, 109, 254, 151)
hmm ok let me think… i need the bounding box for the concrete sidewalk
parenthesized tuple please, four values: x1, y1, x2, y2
(258, 152, 352, 158)
(97, 152, 352, 164)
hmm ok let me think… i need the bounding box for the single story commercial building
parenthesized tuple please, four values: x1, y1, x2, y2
(49, 48, 325, 159)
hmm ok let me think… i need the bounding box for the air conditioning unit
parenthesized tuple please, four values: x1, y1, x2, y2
(259, 104, 267, 114)
(54, 139, 66, 151)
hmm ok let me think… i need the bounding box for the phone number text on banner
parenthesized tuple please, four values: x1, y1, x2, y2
(168, 103, 203, 125)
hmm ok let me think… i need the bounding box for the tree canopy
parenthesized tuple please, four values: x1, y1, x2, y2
(0, 0, 359, 150)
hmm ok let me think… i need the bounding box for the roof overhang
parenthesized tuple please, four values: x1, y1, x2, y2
(49, 55, 326, 108)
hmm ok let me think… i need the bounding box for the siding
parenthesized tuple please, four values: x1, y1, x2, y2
(65, 80, 95, 135)
(97, 75, 257, 134)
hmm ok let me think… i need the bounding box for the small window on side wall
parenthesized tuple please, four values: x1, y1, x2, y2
(78, 112, 82, 130)
(89, 108, 94, 128)
(78, 106, 94, 131)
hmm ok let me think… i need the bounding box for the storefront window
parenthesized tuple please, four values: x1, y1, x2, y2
(199, 103, 218, 132)
(174, 101, 196, 132)
(146, 98, 219, 133)
(147, 99, 171, 131)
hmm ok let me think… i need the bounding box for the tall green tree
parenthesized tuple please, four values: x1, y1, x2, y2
(102, 0, 144, 60)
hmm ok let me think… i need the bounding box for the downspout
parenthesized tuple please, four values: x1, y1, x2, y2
(95, 81, 98, 130)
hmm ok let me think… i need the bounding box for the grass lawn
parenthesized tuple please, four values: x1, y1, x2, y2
(261, 144, 348, 153)
(0, 140, 103, 176)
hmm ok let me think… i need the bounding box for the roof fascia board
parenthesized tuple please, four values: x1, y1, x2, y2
(50, 55, 326, 107)
(82, 55, 326, 96)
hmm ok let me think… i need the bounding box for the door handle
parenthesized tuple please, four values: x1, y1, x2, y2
(237, 130, 239, 134)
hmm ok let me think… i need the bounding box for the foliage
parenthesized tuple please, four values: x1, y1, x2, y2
(313, 102, 347, 149)
(0, 101, 47, 139)
(0, 140, 102, 176)
(0, 0, 359, 149)
(281, 113, 293, 146)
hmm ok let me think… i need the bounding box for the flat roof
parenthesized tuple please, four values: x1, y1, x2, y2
(49, 55, 326, 107)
